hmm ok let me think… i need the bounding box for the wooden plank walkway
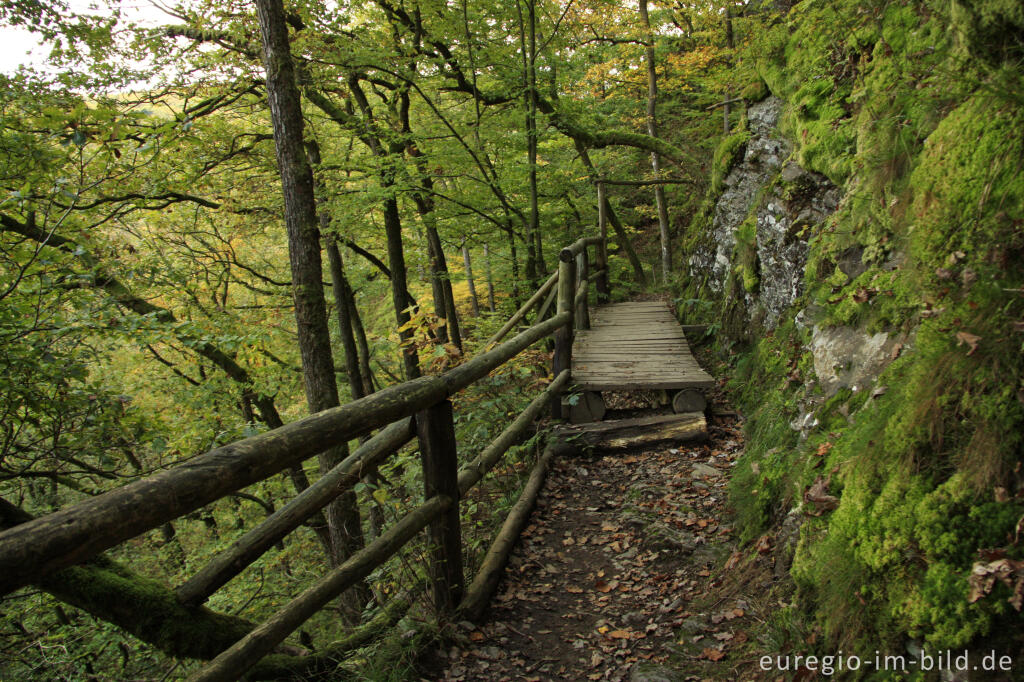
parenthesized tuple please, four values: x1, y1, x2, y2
(572, 300, 714, 392)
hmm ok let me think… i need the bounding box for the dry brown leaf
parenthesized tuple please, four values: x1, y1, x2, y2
(755, 535, 773, 554)
(469, 631, 485, 642)
(955, 330, 982, 355)
(890, 342, 904, 360)
(724, 550, 742, 570)
(607, 630, 632, 639)
(566, 585, 584, 594)
(995, 487, 1010, 503)
(803, 476, 840, 515)
(967, 558, 1024, 610)
(702, 648, 726, 661)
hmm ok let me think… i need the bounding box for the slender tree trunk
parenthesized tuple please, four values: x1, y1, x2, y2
(255, 0, 366, 623)
(639, 0, 672, 283)
(507, 221, 522, 308)
(723, 6, 734, 134)
(483, 243, 496, 313)
(423, 223, 463, 351)
(347, 287, 376, 395)
(573, 141, 648, 285)
(527, 0, 545, 277)
(462, 242, 480, 316)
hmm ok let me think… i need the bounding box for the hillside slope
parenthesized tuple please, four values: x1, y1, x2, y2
(682, 0, 1024, 661)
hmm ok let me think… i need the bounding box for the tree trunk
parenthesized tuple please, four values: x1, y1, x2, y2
(639, 0, 672, 283)
(507, 221, 522, 308)
(462, 242, 480, 317)
(573, 142, 648, 285)
(255, 0, 366, 623)
(483, 243, 496, 312)
(424, 223, 463, 350)
(723, 6, 734, 134)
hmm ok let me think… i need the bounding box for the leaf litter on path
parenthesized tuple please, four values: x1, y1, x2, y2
(424, 409, 781, 681)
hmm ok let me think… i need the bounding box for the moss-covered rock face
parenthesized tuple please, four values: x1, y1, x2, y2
(685, 0, 1024, 661)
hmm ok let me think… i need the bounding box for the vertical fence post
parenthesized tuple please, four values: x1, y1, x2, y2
(552, 255, 576, 419)
(575, 249, 590, 330)
(596, 181, 611, 303)
(415, 399, 463, 615)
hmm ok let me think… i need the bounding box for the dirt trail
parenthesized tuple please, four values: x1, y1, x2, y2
(426, 412, 763, 682)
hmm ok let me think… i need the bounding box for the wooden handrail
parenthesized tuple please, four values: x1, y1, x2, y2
(191, 495, 453, 682)
(485, 269, 559, 347)
(0, 311, 568, 595)
(457, 371, 570, 495)
(1, 230, 614, 676)
(176, 418, 416, 606)
(560, 235, 602, 260)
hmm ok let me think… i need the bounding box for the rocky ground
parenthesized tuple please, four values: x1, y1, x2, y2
(422, 394, 791, 682)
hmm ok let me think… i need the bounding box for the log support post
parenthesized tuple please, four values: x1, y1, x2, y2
(575, 249, 590, 330)
(415, 400, 463, 616)
(596, 181, 610, 303)
(552, 256, 576, 419)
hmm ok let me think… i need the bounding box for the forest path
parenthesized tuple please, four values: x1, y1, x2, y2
(426, 407, 765, 681)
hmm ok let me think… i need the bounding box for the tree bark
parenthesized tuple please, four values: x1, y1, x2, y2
(483, 243, 496, 312)
(255, 0, 365, 622)
(571, 143, 648, 285)
(462, 242, 480, 317)
(639, 0, 672, 283)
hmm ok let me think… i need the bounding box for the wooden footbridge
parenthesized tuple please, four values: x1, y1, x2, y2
(0, 234, 712, 680)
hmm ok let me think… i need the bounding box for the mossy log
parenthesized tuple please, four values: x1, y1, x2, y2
(0, 498, 258, 661)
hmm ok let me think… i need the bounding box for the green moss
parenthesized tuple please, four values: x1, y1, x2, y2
(711, 128, 750, 196)
(740, 78, 770, 103)
(950, 0, 1024, 65)
(686, 0, 1024, 659)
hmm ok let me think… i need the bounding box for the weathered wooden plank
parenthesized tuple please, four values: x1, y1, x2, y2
(553, 413, 707, 450)
(574, 379, 715, 391)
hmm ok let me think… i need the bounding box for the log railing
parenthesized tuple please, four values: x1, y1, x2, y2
(0, 233, 612, 680)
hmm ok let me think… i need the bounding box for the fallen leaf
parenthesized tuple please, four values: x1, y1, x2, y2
(607, 630, 632, 639)
(967, 558, 1024, 610)
(567, 585, 584, 594)
(724, 550, 742, 570)
(755, 535, 773, 554)
(803, 476, 840, 515)
(935, 267, 954, 280)
(955, 330, 982, 355)
(702, 648, 726, 661)
(995, 487, 1010, 503)
(890, 342, 903, 359)
(816, 442, 833, 457)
